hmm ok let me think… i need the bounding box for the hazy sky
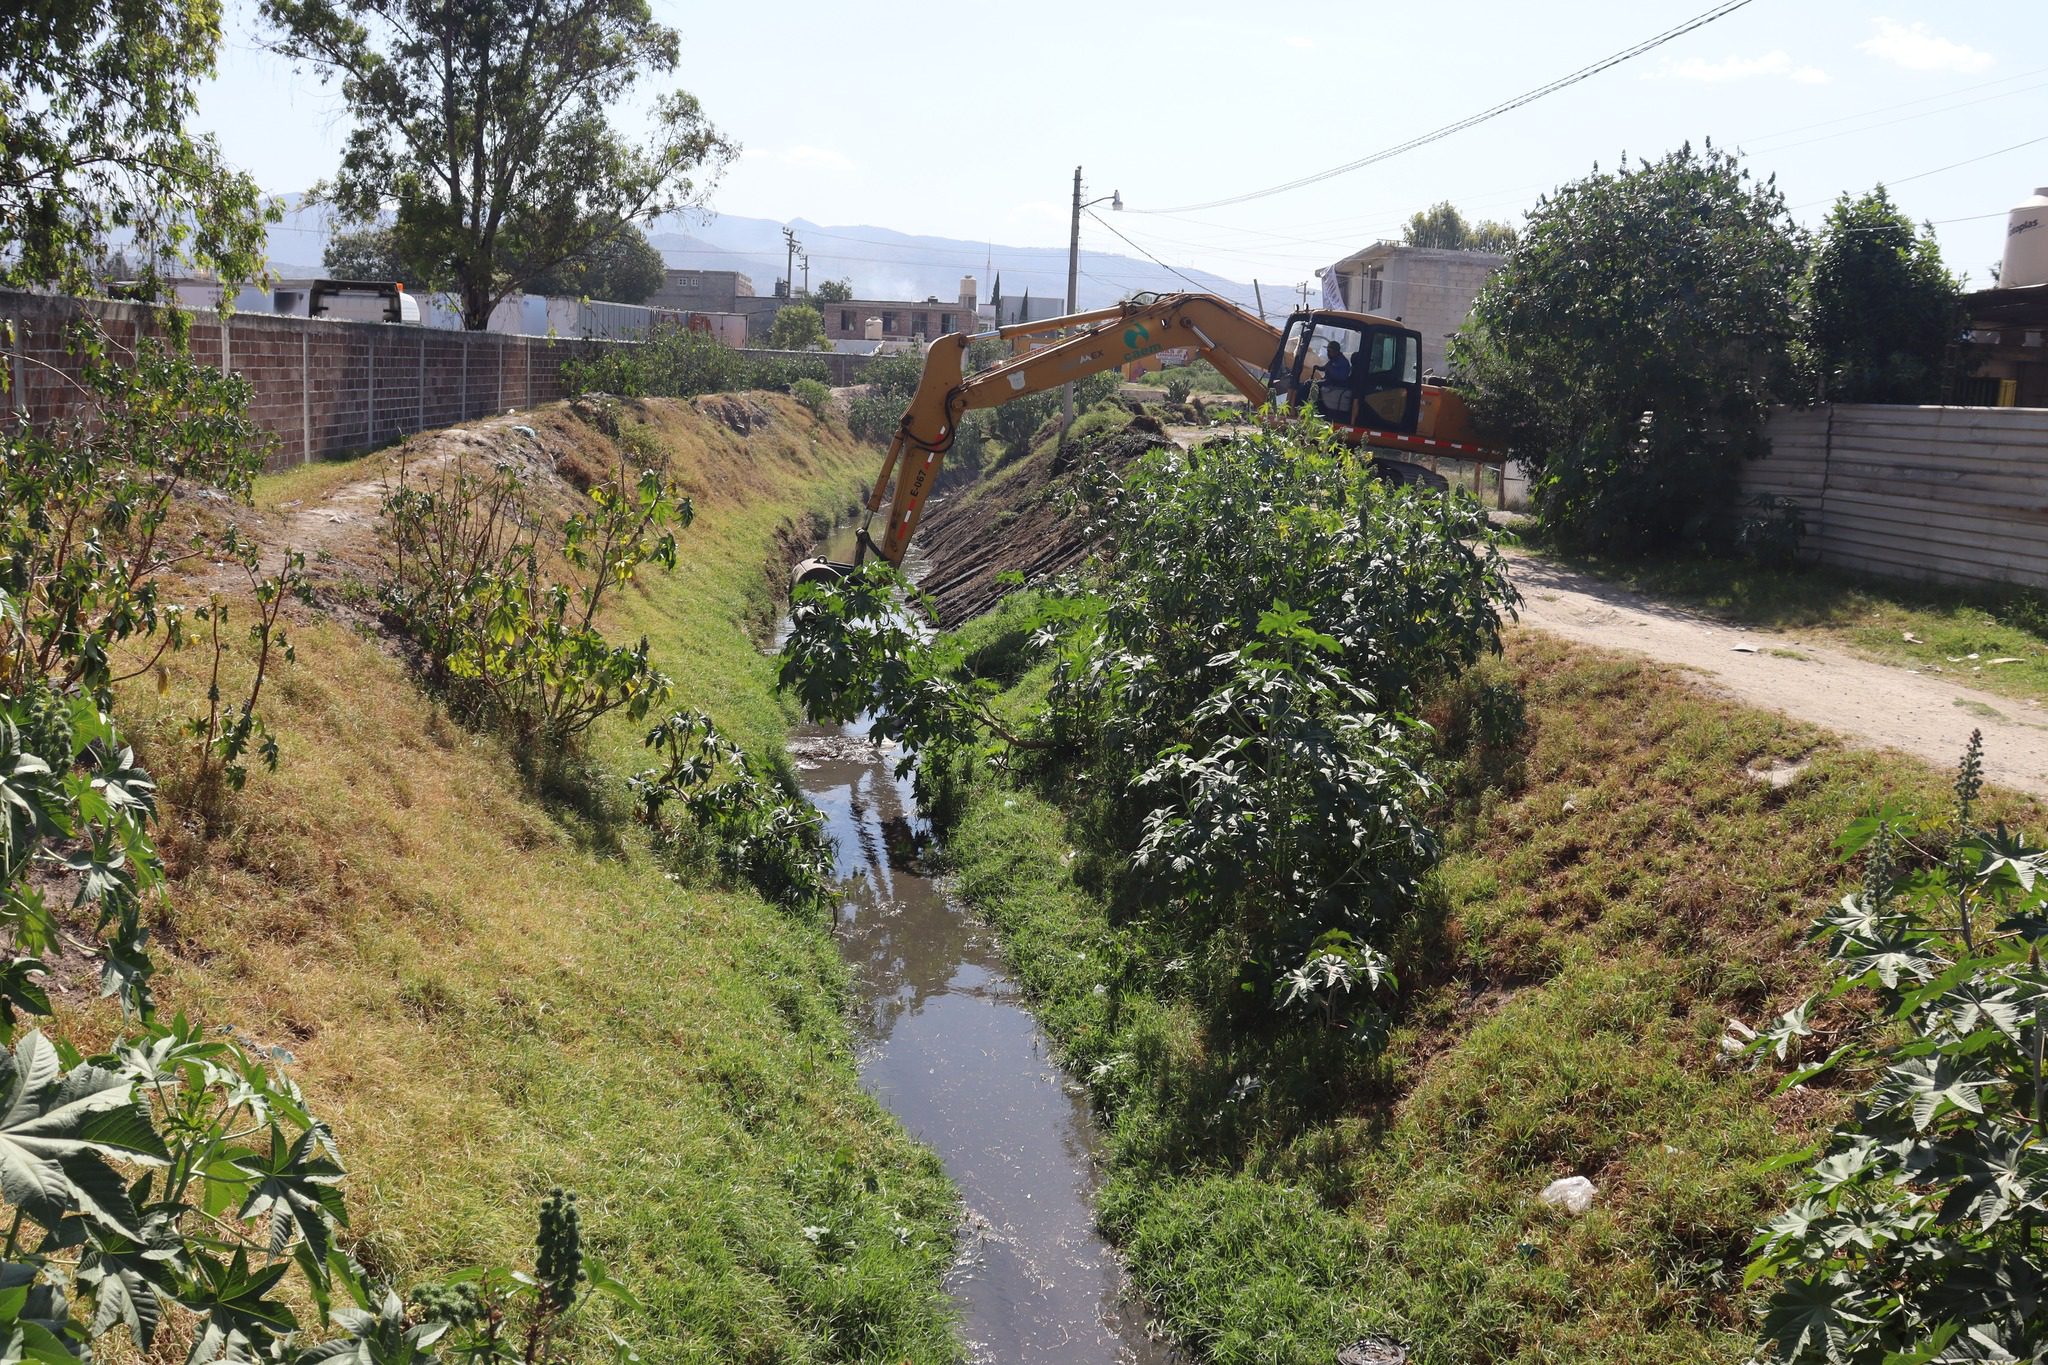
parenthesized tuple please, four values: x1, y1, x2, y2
(196, 0, 2048, 291)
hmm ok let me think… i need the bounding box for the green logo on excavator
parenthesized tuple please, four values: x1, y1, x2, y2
(1123, 322, 1150, 350)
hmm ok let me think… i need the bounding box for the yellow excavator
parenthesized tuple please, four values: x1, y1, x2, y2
(794, 291, 1503, 587)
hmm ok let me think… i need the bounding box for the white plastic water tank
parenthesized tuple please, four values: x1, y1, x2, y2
(2005, 186, 2048, 289)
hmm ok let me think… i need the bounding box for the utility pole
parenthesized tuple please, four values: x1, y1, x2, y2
(1297, 280, 1311, 312)
(1063, 166, 1082, 435)
(1062, 167, 1122, 435)
(782, 226, 802, 301)
(1253, 279, 1267, 324)
(800, 252, 810, 300)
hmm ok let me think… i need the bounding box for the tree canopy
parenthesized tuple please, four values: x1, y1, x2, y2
(1402, 202, 1518, 254)
(0, 0, 271, 297)
(813, 278, 854, 303)
(261, 0, 735, 330)
(523, 224, 667, 303)
(767, 304, 830, 352)
(321, 221, 416, 286)
(1798, 186, 1959, 404)
(1453, 143, 1801, 553)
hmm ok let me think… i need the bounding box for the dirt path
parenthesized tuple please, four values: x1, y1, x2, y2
(1509, 552, 2048, 799)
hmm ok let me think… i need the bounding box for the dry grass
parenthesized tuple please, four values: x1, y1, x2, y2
(97, 395, 961, 1361)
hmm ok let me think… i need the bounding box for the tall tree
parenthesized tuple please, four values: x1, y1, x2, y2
(1402, 201, 1518, 253)
(1453, 143, 1801, 553)
(262, 0, 737, 330)
(523, 224, 667, 302)
(1799, 186, 1959, 404)
(1, 0, 271, 297)
(813, 278, 854, 303)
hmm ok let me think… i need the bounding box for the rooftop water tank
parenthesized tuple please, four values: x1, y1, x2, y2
(2005, 186, 2048, 289)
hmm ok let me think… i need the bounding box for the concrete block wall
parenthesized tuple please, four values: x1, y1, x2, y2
(3, 290, 619, 470)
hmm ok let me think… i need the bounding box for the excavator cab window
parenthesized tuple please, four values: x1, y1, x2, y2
(1268, 312, 1422, 433)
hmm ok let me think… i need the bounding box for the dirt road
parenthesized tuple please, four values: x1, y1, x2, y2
(1509, 553, 2048, 800)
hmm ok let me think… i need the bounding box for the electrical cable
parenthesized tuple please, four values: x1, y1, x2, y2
(1083, 208, 1211, 291)
(1139, 0, 1760, 214)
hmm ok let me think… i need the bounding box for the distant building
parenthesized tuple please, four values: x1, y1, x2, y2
(824, 276, 979, 343)
(647, 268, 754, 312)
(1316, 243, 1504, 377)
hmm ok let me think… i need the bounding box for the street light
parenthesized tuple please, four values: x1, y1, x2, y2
(1063, 166, 1121, 433)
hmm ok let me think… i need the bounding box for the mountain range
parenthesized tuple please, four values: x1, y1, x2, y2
(260, 200, 1269, 314)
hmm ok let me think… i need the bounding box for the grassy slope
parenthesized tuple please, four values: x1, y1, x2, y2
(106, 396, 961, 1363)
(937, 608, 2039, 1365)
(1540, 550, 2048, 710)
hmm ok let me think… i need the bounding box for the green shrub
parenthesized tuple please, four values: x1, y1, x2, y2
(1163, 372, 1195, 405)
(1742, 733, 2048, 1365)
(748, 353, 830, 394)
(381, 446, 688, 746)
(790, 377, 832, 416)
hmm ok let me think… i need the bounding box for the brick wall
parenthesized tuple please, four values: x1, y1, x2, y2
(2, 290, 618, 471)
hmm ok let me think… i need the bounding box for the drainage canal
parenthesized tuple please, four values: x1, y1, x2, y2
(782, 537, 1173, 1362)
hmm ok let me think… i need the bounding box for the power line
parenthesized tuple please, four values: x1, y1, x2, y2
(1788, 135, 2048, 212)
(1083, 208, 1209, 291)
(1141, 0, 1760, 214)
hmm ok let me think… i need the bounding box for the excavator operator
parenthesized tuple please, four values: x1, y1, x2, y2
(1317, 340, 1352, 421)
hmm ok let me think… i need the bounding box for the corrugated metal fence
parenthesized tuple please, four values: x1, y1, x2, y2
(1740, 404, 2048, 591)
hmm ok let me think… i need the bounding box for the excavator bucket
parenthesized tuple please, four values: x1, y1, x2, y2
(791, 557, 851, 590)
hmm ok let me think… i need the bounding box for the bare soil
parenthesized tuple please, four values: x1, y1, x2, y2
(1508, 551, 2048, 799)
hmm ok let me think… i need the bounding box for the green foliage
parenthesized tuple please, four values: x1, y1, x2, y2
(1401, 201, 1518, 254)
(777, 565, 1005, 773)
(187, 531, 309, 804)
(1797, 187, 1960, 405)
(381, 449, 687, 746)
(1741, 733, 2048, 1365)
(321, 224, 420, 289)
(562, 322, 823, 399)
(766, 304, 829, 353)
(846, 396, 900, 446)
(1454, 142, 1801, 554)
(742, 354, 831, 395)
(789, 378, 831, 417)
(1162, 373, 1196, 405)
(522, 225, 667, 305)
(2, 331, 264, 704)
(811, 279, 853, 304)
(0, 0, 272, 297)
(261, 0, 735, 330)
(857, 352, 926, 402)
(782, 426, 1515, 1045)
(632, 711, 835, 918)
(1734, 494, 1807, 570)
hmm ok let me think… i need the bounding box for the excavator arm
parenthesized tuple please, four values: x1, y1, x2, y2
(842, 293, 1288, 572)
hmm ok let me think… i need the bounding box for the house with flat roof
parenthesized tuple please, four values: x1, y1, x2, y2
(1315, 243, 1504, 377)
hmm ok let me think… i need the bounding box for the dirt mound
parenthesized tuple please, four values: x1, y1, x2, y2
(917, 415, 1173, 624)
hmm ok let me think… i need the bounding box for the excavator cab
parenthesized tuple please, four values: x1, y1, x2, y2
(1266, 312, 1423, 435)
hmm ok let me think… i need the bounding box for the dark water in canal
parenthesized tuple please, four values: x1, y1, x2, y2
(782, 535, 1173, 1362)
